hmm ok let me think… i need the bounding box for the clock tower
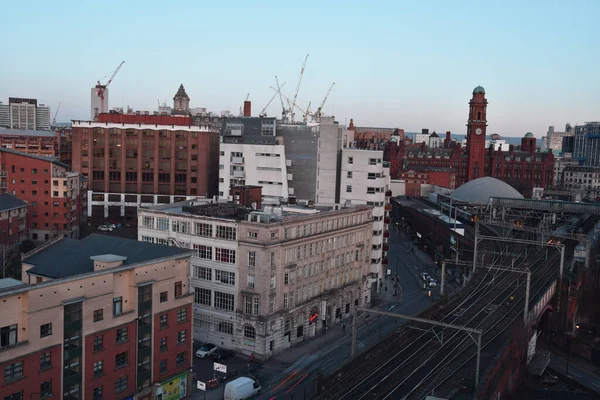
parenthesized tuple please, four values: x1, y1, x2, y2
(466, 86, 488, 182)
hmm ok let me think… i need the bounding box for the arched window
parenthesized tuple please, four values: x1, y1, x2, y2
(477, 111, 481, 120)
(243, 324, 256, 339)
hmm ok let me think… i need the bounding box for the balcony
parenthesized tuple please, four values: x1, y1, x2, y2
(383, 230, 390, 238)
(384, 217, 391, 224)
(231, 156, 244, 164)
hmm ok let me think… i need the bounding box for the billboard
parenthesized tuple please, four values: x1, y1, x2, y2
(156, 371, 188, 400)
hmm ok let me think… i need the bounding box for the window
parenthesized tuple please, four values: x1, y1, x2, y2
(32, 168, 37, 174)
(93, 309, 103, 322)
(115, 376, 128, 393)
(214, 291, 235, 311)
(194, 223, 212, 237)
(4, 361, 23, 382)
(174, 281, 183, 297)
(253, 298, 259, 315)
(271, 275, 276, 289)
(160, 337, 167, 352)
(157, 218, 169, 231)
(243, 325, 256, 339)
(4, 391, 23, 400)
(346, 185, 352, 193)
(160, 360, 167, 373)
(193, 244, 212, 260)
(116, 327, 128, 343)
(193, 265, 212, 280)
(248, 231, 258, 238)
(142, 216, 154, 228)
(160, 291, 168, 303)
(247, 274, 255, 289)
(245, 296, 252, 314)
(160, 314, 168, 329)
(215, 248, 236, 264)
(177, 330, 187, 344)
(284, 272, 289, 285)
(93, 335, 103, 352)
(176, 352, 186, 366)
(215, 269, 235, 285)
(93, 360, 103, 377)
(40, 323, 52, 338)
(216, 226, 236, 240)
(113, 297, 123, 316)
(248, 251, 256, 267)
(171, 220, 189, 234)
(115, 352, 128, 368)
(40, 380, 52, 398)
(93, 386, 103, 399)
(177, 308, 187, 322)
(348, 157, 353, 164)
(194, 287, 211, 306)
(218, 321, 233, 335)
(40, 352, 51, 370)
(347, 171, 352, 178)
(1, 324, 18, 348)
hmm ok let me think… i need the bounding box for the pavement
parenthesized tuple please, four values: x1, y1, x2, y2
(546, 350, 600, 395)
(191, 229, 442, 400)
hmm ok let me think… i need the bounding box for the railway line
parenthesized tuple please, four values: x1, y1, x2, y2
(317, 230, 528, 399)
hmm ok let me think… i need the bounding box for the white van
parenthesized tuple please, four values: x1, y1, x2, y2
(224, 377, 261, 400)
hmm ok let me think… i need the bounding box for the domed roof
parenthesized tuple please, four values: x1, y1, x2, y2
(524, 132, 534, 138)
(473, 86, 485, 94)
(451, 177, 523, 205)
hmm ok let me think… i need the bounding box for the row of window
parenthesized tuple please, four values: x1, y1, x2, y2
(194, 315, 257, 340)
(192, 265, 236, 284)
(282, 270, 361, 309)
(193, 288, 235, 311)
(283, 214, 368, 239)
(142, 216, 237, 240)
(284, 235, 366, 264)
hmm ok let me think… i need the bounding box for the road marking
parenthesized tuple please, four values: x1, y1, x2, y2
(592, 382, 600, 388)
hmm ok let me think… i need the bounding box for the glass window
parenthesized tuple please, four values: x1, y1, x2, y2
(112, 297, 122, 316)
(193, 265, 212, 280)
(115, 352, 128, 369)
(243, 325, 256, 339)
(40, 352, 51, 370)
(248, 251, 256, 267)
(93, 309, 103, 322)
(4, 361, 23, 382)
(116, 328, 128, 343)
(177, 330, 187, 344)
(194, 288, 211, 306)
(93, 360, 103, 377)
(177, 308, 187, 322)
(214, 291, 234, 311)
(40, 323, 52, 338)
(115, 376, 127, 393)
(247, 274, 255, 289)
(193, 244, 212, 260)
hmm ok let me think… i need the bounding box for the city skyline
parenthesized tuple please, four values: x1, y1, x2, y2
(2, 0, 598, 136)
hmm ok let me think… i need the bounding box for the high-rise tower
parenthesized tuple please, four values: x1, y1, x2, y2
(466, 86, 488, 181)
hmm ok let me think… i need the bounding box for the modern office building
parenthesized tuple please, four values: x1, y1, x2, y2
(137, 200, 374, 360)
(0, 234, 193, 400)
(0, 98, 52, 131)
(0, 148, 87, 241)
(0, 102, 9, 128)
(573, 122, 600, 167)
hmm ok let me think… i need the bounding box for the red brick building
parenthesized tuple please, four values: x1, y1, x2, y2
(0, 193, 28, 245)
(384, 87, 555, 196)
(0, 148, 86, 241)
(397, 167, 457, 196)
(0, 235, 193, 400)
(0, 129, 63, 158)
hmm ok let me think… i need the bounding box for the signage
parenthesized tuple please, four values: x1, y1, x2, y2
(156, 371, 188, 400)
(309, 312, 319, 324)
(197, 381, 206, 391)
(416, 232, 422, 239)
(214, 362, 227, 373)
(386, 268, 392, 275)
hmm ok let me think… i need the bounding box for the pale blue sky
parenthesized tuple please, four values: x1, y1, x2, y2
(2, 0, 598, 136)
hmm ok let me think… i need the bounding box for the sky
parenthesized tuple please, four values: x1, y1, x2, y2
(1, 0, 598, 137)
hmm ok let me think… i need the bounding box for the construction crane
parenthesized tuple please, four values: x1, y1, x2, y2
(275, 76, 288, 120)
(260, 82, 285, 118)
(315, 82, 335, 118)
(51, 101, 61, 127)
(95, 61, 125, 115)
(290, 54, 309, 123)
(270, 87, 309, 120)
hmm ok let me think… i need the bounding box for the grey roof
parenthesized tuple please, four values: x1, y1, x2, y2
(174, 84, 190, 100)
(0, 129, 57, 137)
(451, 177, 523, 205)
(0, 278, 25, 290)
(0, 147, 70, 169)
(25, 234, 190, 279)
(90, 254, 128, 262)
(429, 131, 439, 138)
(0, 193, 27, 212)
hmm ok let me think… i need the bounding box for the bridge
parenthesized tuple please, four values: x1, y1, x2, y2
(316, 197, 599, 399)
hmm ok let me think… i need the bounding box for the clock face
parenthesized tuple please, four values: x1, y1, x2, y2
(475, 128, 483, 136)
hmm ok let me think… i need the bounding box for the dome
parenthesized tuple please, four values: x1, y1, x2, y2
(451, 177, 523, 205)
(524, 132, 534, 138)
(473, 86, 485, 94)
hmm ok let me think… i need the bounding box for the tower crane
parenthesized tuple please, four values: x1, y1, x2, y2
(275, 76, 288, 120)
(290, 54, 309, 123)
(315, 82, 335, 118)
(270, 87, 309, 120)
(51, 101, 61, 127)
(95, 61, 125, 115)
(260, 82, 285, 118)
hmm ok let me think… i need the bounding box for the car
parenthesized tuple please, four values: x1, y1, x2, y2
(428, 279, 437, 287)
(212, 348, 235, 362)
(421, 272, 430, 282)
(106, 223, 117, 229)
(195, 343, 217, 359)
(97, 225, 113, 232)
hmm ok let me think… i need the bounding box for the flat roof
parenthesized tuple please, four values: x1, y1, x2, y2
(25, 234, 191, 279)
(0, 129, 56, 137)
(0, 278, 25, 290)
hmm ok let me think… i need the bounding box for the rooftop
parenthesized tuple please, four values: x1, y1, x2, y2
(0, 129, 57, 138)
(0, 193, 27, 213)
(24, 234, 191, 279)
(0, 278, 25, 290)
(451, 177, 524, 205)
(0, 147, 70, 169)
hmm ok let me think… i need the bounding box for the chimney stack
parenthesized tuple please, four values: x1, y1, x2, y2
(243, 101, 251, 117)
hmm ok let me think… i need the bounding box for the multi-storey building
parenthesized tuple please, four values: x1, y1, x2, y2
(339, 147, 392, 289)
(553, 156, 581, 187)
(0, 234, 193, 400)
(138, 201, 374, 360)
(561, 165, 600, 199)
(0, 193, 28, 245)
(0, 102, 9, 128)
(36, 104, 51, 131)
(9, 98, 37, 130)
(573, 122, 600, 167)
(546, 124, 574, 153)
(72, 86, 220, 220)
(0, 129, 63, 157)
(0, 148, 86, 241)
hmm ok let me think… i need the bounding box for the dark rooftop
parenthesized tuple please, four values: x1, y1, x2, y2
(0, 129, 57, 137)
(0, 193, 27, 212)
(181, 203, 249, 219)
(0, 147, 70, 169)
(24, 234, 191, 279)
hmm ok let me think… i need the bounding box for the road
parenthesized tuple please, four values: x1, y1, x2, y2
(548, 353, 600, 395)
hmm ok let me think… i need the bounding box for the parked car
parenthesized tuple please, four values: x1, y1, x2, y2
(106, 223, 117, 229)
(195, 343, 217, 359)
(428, 279, 437, 287)
(421, 272, 430, 282)
(224, 377, 261, 400)
(212, 348, 235, 362)
(97, 225, 113, 232)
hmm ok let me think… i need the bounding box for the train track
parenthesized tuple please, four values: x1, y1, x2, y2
(317, 232, 525, 399)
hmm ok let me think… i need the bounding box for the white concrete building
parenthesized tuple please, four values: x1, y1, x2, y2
(36, 104, 51, 130)
(428, 132, 440, 149)
(219, 142, 289, 204)
(339, 147, 391, 295)
(138, 201, 374, 360)
(413, 133, 429, 145)
(0, 102, 9, 128)
(9, 98, 37, 130)
(485, 138, 511, 151)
